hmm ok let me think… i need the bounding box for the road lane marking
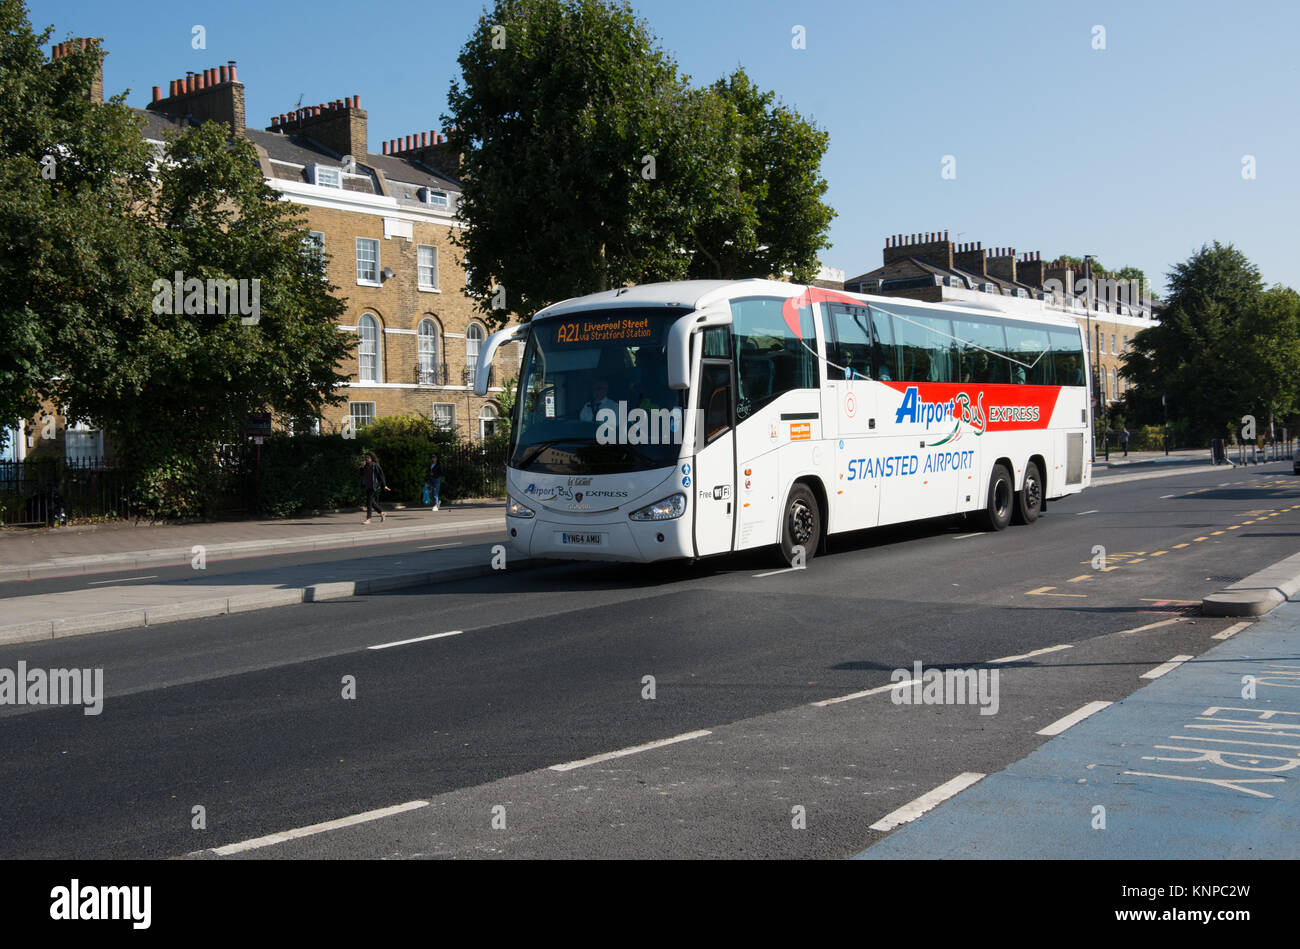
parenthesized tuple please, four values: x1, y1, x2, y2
(869, 772, 985, 832)
(549, 729, 713, 772)
(1226, 525, 1241, 530)
(988, 644, 1073, 664)
(812, 679, 921, 707)
(368, 630, 464, 650)
(1026, 586, 1087, 598)
(1067, 574, 1092, 583)
(1211, 531, 1225, 535)
(753, 567, 800, 578)
(417, 543, 459, 550)
(1140, 655, 1195, 680)
(1213, 622, 1252, 641)
(87, 575, 158, 585)
(1117, 617, 1188, 635)
(1076, 510, 1099, 516)
(953, 532, 983, 540)
(1037, 701, 1112, 736)
(1160, 494, 1177, 499)
(206, 800, 429, 856)
(1172, 543, 1189, 548)
(1150, 550, 1167, 557)
(1194, 536, 1208, 541)
(1127, 558, 1146, 564)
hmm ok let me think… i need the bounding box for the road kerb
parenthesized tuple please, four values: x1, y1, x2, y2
(1202, 550, 1300, 617)
(0, 558, 548, 647)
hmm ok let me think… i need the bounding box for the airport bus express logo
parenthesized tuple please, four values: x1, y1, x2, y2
(895, 386, 986, 446)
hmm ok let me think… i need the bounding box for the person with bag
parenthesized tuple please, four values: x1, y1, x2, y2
(360, 452, 390, 524)
(424, 452, 444, 511)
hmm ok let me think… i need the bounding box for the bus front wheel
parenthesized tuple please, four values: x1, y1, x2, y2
(1013, 461, 1043, 525)
(980, 464, 1013, 531)
(778, 483, 822, 567)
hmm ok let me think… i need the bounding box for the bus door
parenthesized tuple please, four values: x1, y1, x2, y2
(691, 345, 737, 557)
(824, 302, 880, 532)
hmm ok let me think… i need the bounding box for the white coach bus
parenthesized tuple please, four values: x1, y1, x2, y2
(474, 279, 1090, 566)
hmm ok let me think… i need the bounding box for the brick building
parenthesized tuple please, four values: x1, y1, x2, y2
(845, 231, 1161, 412)
(5, 42, 519, 464)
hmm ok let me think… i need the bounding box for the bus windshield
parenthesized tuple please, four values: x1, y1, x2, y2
(511, 307, 691, 474)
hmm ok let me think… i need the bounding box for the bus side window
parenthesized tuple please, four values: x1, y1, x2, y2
(700, 362, 733, 445)
(830, 305, 872, 380)
(869, 307, 897, 381)
(730, 296, 818, 418)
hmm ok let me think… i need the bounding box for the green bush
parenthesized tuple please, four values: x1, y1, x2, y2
(256, 434, 363, 517)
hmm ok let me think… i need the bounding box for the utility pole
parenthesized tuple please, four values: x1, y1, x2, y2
(1084, 255, 1097, 461)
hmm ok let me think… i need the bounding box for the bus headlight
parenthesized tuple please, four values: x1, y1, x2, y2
(629, 493, 686, 521)
(507, 496, 536, 518)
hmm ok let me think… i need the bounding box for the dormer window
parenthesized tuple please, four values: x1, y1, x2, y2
(419, 187, 449, 208)
(309, 164, 342, 189)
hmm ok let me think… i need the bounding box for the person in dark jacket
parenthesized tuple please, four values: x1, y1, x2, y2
(425, 453, 444, 511)
(360, 452, 390, 523)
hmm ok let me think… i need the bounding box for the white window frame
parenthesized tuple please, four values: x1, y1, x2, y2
(420, 187, 449, 208)
(357, 313, 382, 383)
(432, 402, 456, 432)
(356, 238, 380, 286)
(64, 418, 103, 465)
(478, 403, 499, 440)
(348, 402, 376, 429)
(417, 245, 439, 291)
(418, 318, 441, 383)
(309, 164, 342, 189)
(466, 322, 485, 376)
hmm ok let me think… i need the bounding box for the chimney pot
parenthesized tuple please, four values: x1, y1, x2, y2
(421, 132, 428, 147)
(152, 85, 162, 101)
(219, 65, 228, 83)
(228, 63, 238, 82)
(353, 94, 361, 108)
(271, 116, 279, 127)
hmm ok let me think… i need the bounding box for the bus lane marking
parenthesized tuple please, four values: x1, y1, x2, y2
(1037, 701, 1112, 736)
(548, 729, 712, 772)
(1140, 655, 1195, 680)
(869, 772, 986, 832)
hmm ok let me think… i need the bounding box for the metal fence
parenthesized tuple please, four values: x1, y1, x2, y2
(0, 458, 135, 526)
(440, 440, 509, 498)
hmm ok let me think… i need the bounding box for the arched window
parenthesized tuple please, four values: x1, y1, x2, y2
(357, 313, 382, 383)
(418, 318, 441, 384)
(479, 403, 498, 440)
(466, 322, 485, 378)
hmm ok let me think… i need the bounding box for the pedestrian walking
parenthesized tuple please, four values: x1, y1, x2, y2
(424, 452, 444, 511)
(1120, 427, 1130, 456)
(360, 452, 390, 524)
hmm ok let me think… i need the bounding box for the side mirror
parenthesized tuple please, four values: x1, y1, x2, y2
(474, 324, 530, 396)
(667, 305, 732, 390)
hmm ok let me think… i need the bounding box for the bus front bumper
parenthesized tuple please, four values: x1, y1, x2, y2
(507, 511, 693, 562)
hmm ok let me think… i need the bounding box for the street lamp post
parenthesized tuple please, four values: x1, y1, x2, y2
(1084, 255, 1098, 461)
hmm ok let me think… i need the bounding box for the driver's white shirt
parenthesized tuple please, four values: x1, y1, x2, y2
(580, 396, 618, 422)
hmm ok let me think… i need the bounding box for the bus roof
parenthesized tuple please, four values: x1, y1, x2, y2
(530, 279, 1083, 332)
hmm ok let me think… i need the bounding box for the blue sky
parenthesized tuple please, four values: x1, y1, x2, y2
(33, 0, 1300, 294)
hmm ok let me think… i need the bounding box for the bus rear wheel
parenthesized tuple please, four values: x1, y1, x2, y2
(778, 483, 821, 567)
(980, 464, 1013, 531)
(1013, 461, 1043, 525)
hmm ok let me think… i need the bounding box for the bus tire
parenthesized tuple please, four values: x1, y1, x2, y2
(1014, 461, 1043, 525)
(778, 483, 821, 567)
(980, 464, 1014, 531)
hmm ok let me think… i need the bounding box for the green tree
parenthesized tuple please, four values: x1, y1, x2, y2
(0, 2, 157, 451)
(80, 120, 353, 515)
(1119, 242, 1285, 442)
(443, 0, 834, 326)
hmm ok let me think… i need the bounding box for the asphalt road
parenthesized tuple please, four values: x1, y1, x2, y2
(1, 462, 1297, 859)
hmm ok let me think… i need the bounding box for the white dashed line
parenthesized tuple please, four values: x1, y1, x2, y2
(1076, 510, 1099, 516)
(1115, 617, 1187, 635)
(548, 729, 712, 772)
(1140, 655, 1195, 680)
(869, 772, 986, 832)
(1212, 622, 1252, 641)
(1037, 700, 1113, 736)
(953, 532, 983, 540)
(752, 567, 801, 578)
(811, 679, 922, 707)
(368, 630, 464, 650)
(988, 644, 1073, 664)
(86, 575, 158, 585)
(205, 800, 429, 856)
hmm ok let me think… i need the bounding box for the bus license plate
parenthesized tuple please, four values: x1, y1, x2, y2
(557, 531, 605, 547)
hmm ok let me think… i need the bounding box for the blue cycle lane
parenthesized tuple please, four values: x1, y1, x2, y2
(857, 603, 1300, 859)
